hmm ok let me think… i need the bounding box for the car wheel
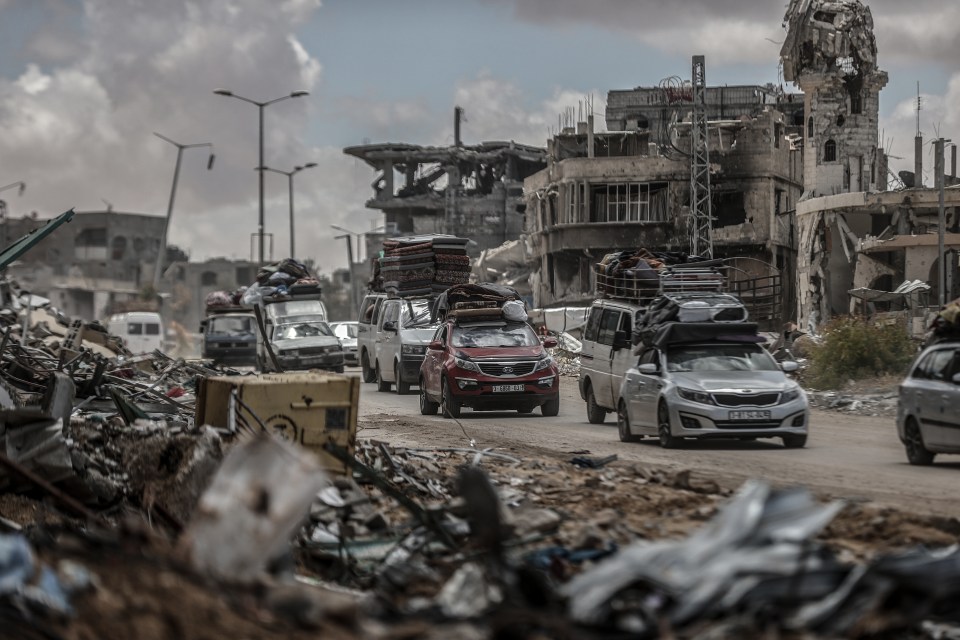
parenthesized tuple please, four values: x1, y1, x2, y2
(442, 379, 461, 419)
(419, 379, 439, 415)
(904, 418, 935, 465)
(376, 363, 391, 392)
(781, 434, 807, 449)
(657, 401, 682, 449)
(617, 400, 639, 442)
(361, 352, 376, 383)
(540, 394, 560, 417)
(395, 363, 411, 395)
(585, 384, 606, 424)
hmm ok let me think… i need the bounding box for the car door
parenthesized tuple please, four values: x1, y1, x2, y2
(376, 301, 400, 381)
(595, 308, 623, 410)
(943, 349, 960, 452)
(919, 346, 960, 448)
(422, 324, 447, 399)
(629, 347, 662, 430)
(579, 304, 603, 394)
(608, 308, 635, 407)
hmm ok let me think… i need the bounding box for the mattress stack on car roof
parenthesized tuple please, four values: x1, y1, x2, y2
(371, 234, 471, 296)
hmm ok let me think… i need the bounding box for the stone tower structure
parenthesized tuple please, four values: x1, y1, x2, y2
(780, 0, 888, 198)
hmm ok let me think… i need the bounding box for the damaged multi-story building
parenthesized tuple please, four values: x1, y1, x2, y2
(343, 130, 547, 256)
(524, 80, 805, 327)
(782, 0, 960, 332)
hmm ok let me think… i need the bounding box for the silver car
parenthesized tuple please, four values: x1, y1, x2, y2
(617, 342, 808, 448)
(331, 321, 359, 366)
(897, 341, 960, 465)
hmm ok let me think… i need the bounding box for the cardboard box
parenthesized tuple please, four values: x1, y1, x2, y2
(195, 372, 359, 475)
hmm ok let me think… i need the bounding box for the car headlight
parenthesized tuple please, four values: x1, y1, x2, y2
(533, 356, 554, 372)
(282, 349, 298, 357)
(677, 387, 714, 405)
(454, 357, 481, 373)
(402, 344, 426, 355)
(780, 388, 802, 404)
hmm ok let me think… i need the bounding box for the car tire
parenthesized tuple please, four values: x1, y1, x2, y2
(781, 434, 807, 449)
(419, 379, 439, 415)
(540, 394, 560, 417)
(585, 384, 606, 424)
(395, 363, 411, 395)
(442, 379, 461, 419)
(657, 401, 682, 449)
(361, 353, 376, 383)
(376, 363, 391, 392)
(617, 400, 639, 442)
(904, 418, 935, 465)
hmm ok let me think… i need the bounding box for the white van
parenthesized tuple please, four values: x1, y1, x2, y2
(108, 312, 164, 355)
(578, 299, 645, 423)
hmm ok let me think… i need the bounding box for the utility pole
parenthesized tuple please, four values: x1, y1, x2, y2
(690, 55, 713, 259)
(335, 233, 357, 315)
(936, 138, 949, 306)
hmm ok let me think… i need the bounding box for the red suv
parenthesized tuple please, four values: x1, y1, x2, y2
(419, 317, 561, 417)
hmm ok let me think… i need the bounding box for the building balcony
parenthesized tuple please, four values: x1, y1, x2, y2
(535, 221, 676, 257)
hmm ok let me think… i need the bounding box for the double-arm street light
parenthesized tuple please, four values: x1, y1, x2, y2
(153, 132, 215, 294)
(213, 88, 309, 265)
(0, 182, 26, 198)
(258, 163, 318, 258)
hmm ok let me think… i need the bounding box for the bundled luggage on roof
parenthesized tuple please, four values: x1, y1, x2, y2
(432, 282, 526, 323)
(370, 234, 472, 297)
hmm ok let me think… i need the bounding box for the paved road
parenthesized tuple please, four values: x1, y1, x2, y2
(351, 370, 959, 516)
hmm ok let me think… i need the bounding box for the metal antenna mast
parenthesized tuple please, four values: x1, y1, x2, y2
(690, 55, 713, 259)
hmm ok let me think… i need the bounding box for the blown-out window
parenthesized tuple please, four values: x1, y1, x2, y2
(824, 139, 837, 162)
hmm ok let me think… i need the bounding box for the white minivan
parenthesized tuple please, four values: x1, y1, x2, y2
(108, 312, 164, 355)
(578, 299, 645, 424)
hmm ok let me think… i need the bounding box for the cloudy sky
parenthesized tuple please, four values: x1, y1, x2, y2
(0, 0, 957, 275)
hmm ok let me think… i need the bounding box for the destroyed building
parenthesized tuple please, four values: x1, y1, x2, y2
(2, 210, 177, 320)
(524, 84, 804, 327)
(781, 0, 960, 330)
(343, 139, 547, 257)
(161, 257, 260, 335)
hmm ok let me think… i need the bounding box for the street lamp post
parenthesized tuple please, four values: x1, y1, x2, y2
(258, 163, 318, 258)
(213, 88, 309, 265)
(152, 133, 214, 295)
(334, 233, 357, 314)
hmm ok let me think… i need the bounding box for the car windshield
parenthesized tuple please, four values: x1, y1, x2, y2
(403, 300, 435, 328)
(209, 316, 254, 337)
(274, 321, 333, 340)
(332, 323, 358, 339)
(666, 343, 778, 372)
(451, 323, 539, 348)
(267, 300, 324, 319)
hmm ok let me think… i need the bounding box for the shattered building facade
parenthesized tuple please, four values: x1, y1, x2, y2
(524, 88, 804, 326)
(781, 0, 960, 330)
(3, 210, 172, 320)
(343, 141, 547, 257)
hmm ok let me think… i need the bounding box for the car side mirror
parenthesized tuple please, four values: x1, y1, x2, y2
(780, 361, 799, 373)
(543, 337, 558, 348)
(613, 330, 630, 350)
(382, 321, 397, 332)
(428, 340, 444, 351)
(638, 363, 659, 375)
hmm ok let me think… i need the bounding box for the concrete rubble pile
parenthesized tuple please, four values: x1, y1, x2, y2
(2, 395, 960, 638)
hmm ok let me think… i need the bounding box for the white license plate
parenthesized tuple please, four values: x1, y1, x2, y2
(493, 384, 525, 393)
(729, 410, 771, 420)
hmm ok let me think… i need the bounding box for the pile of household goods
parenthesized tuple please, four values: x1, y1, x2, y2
(239, 259, 321, 306)
(432, 282, 526, 322)
(926, 297, 960, 345)
(371, 235, 471, 296)
(204, 288, 248, 310)
(594, 249, 713, 300)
